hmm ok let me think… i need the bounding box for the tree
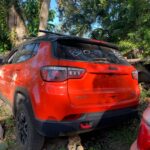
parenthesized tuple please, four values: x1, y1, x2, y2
(0, 0, 55, 50)
(38, 0, 51, 36)
(58, 0, 100, 36)
(8, 3, 28, 46)
(0, 0, 11, 51)
(22, 0, 40, 36)
(58, 0, 150, 57)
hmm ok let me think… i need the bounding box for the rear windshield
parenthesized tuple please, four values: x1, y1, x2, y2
(56, 40, 129, 65)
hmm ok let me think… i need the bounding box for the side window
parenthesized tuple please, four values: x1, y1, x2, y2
(32, 43, 40, 56)
(22, 44, 35, 52)
(9, 43, 39, 64)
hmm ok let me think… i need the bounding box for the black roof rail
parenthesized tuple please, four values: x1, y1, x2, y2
(39, 30, 66, 36)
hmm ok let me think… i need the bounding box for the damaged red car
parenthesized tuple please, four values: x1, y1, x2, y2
(0, 32, 140, 150)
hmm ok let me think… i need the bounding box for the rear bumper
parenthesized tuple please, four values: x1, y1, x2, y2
(35, 107, 138, 138)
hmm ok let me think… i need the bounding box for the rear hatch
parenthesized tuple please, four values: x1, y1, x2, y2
(55, 39, 138, 107)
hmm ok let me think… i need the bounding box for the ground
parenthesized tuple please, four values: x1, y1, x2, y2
(0, 98, 148, 150)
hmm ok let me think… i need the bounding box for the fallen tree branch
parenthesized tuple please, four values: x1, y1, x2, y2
(127, 58, 143, 64)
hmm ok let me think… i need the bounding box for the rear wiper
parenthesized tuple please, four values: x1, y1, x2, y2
(92, 58, 109, 63)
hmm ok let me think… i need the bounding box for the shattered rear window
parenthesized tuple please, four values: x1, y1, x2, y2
(56, 40, 129, 65)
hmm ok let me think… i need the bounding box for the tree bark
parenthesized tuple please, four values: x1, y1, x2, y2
(8, 5, 27, 46)
(38, 0, 51, 36)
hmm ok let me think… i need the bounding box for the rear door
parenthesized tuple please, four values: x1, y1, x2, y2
(0, 50, 18, 102)
(56, 40, 138, 107)
(0, 43, 38, 102)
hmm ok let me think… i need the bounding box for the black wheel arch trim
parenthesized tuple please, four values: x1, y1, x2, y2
(13, 87, 35, 120)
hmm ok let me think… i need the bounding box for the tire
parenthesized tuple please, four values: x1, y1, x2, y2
(15, 101, 44, 150)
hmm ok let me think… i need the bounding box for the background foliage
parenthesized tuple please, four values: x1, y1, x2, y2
(0, 0, 11, 52)
(0, 0, 55, 52)
(0, 0, 150, 58)
(58, 0, 150, 57)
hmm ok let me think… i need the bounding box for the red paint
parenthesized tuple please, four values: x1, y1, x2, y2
(0, 41, 140, 122)
(131, 106, 150, 150)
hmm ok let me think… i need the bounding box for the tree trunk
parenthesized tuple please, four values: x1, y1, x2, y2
(38, 0, 50, 36)
(8, 5, 27, 46)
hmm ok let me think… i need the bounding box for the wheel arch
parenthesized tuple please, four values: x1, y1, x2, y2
(13, 87, 34, 119)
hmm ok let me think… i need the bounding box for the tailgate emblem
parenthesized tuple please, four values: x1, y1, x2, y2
(108, 66, 118, 70)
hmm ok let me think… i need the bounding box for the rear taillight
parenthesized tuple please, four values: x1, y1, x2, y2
(132, 70, 138, 80)
(41, 66, 85, 82)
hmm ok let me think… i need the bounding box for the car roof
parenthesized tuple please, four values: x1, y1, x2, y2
(20, 33, 118, 50)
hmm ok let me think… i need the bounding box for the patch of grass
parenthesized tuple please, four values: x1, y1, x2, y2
(4, 118, 17, 149)
(141, 88, 150, 101)
(0, 101, 16, 150)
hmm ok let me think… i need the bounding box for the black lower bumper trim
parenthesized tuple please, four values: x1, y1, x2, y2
(34, 107, 138, 138)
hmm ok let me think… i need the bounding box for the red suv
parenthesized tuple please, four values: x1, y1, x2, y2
(0, 33, 140, 150)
